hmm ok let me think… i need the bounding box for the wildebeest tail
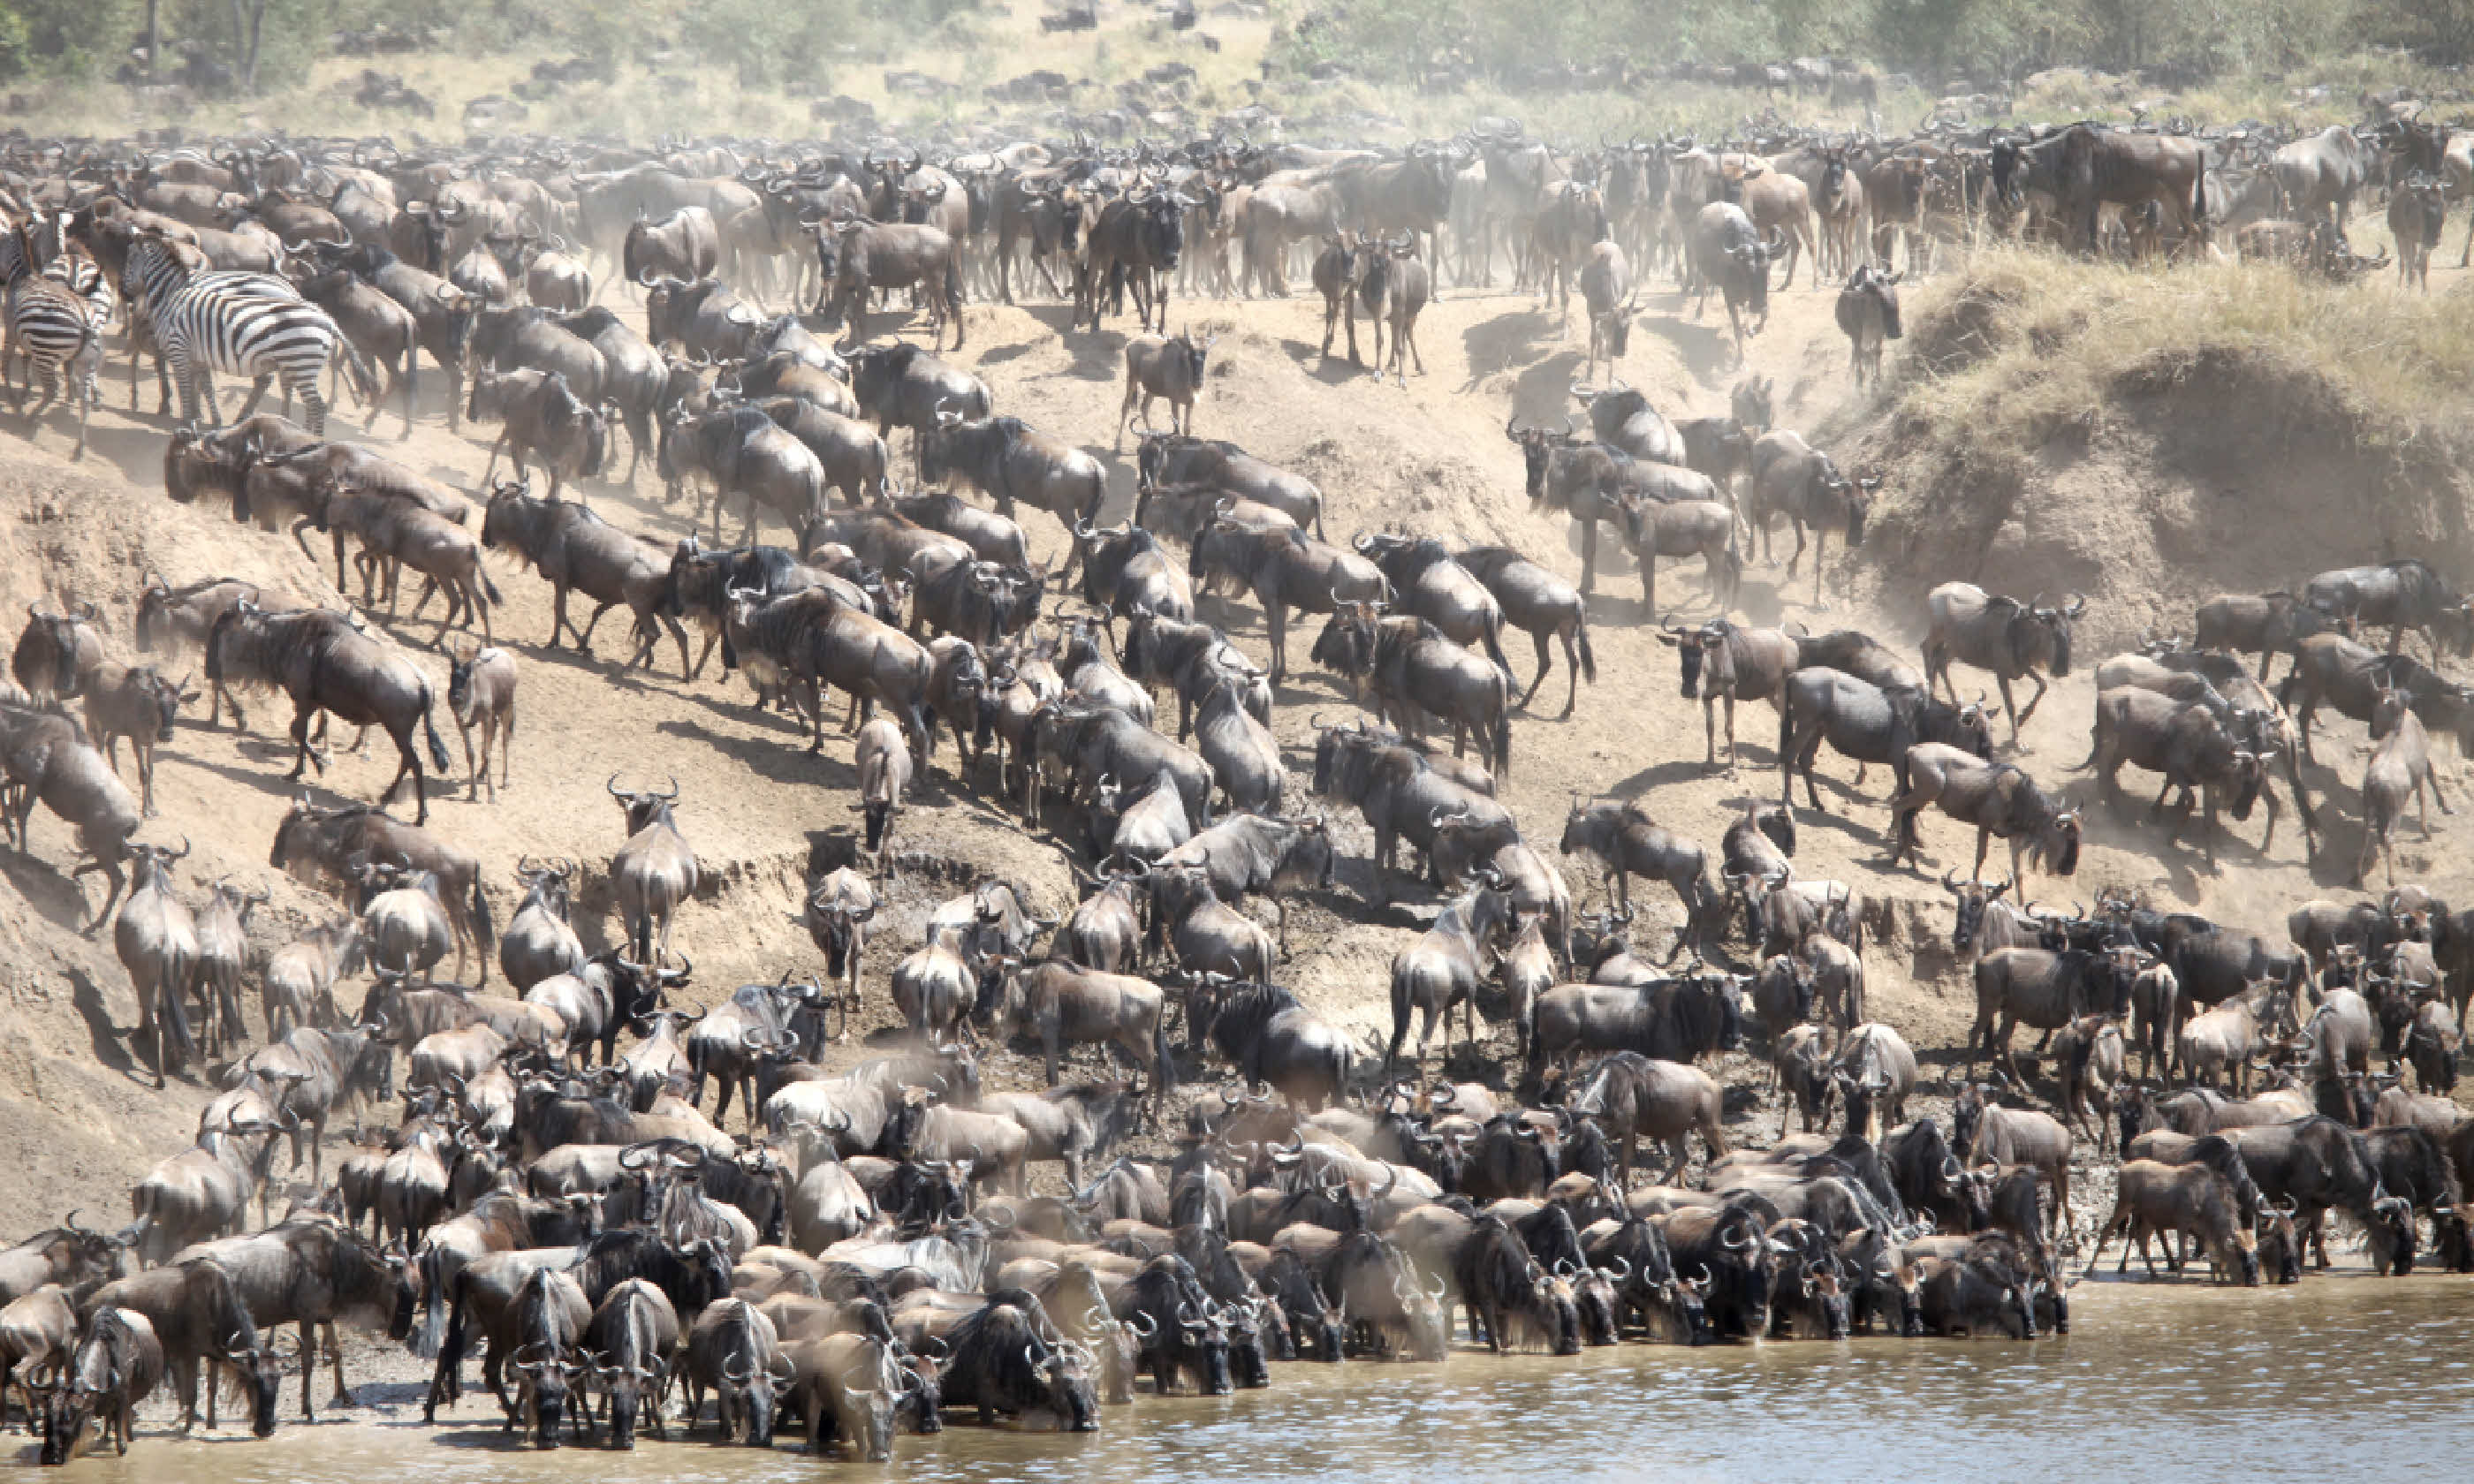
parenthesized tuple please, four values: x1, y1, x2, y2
(2192, 154, 2207, 226)
(946, 250, 964, 310)
(160, 954, 200, 1066)
(481, 568, 504, 605)
(437, 1266, 473, 1376)
(419, 678, 452, 773)
(1480, 613, 1513, 681)
(412, 1245, 450, 1359)
(1153, 1011, 1178, 1094)
(1575, 620, 1597, 683)
(470, 871, 497, 950)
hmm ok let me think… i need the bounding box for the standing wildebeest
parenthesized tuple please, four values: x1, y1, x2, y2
(1205, 983, 1355, 1113)
(921, 411, 1105, 558)
(1991, 124, 2207, 254)
(1687, 202, 1782, 367)
(2299, 557, 2471, 661)
(1660, 619, 1800, 768)
(1385, 877, 1516, 1073)
(816, 215, 962, 350)
(2193, 590, 2345, 681)
(2078, 688, 2273, 866)
(12, 600, 102, 708)
(844, 338, 990, 448)
(1568, 1051, 1727, 1183)
(1747, 431, 1876, 605)
(80, 662, 197, 820)
(1354, 532, 1512, 675)
(1312, 234, 1371, 364)
(608, 776, 700, 965)
(1576, 240, 1635, 384)
(1189, 518, 1387, 683)
(114, 839, 201, 1087)
(1117, 330, 1213, 444)
(36, 1304, 161, 1462)
(444, 642, 516, 802)
(1964, 945, 2131, 1080)
(2357, 687, 2450, 889)
(1924, 584, 2084, 747)
(1890, 743, 2083, 886)
(624, 207, 721, 285)
(1529, 970, 1744, 1076)
(1559, 798, 1724, 944)
(1135, 430, 1327, 537)
(2391, 171, 2447, 292)
(1351, 234, 1430, 386)
(1081, 183, 1188, 336)
(1835, 263, 1901, 389)
(2089, 1160, 2261, 1284)
(1949, 1083, 2074, 1246)
(204, 602, 451, 824)
(1613, 496, 1741, 617)
(266, 798, 492, 980)
(85, 1257, 284, 1437)
(2271, 125, 2371, 238)
(975, 960, 1174, 1119)
(1456, 546, 1593, 718)
(1778, 668, 1992, 812)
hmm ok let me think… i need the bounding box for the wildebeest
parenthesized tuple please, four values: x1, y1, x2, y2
(1567, 1051, 1727, 1183)
(1687, 202, 1783, 367)
(1529, 970, 1744, 1077)
(1558, 797, 1723, 944)
(2088, 1160, 2260, 1284)
(1779, 667, 1992, 814)
(1889, 743, 2083, 887)
(204, 602, 452, 824)
(607, 776, 700, 965)
(1992, 124, 2207, 254)
(1923, 584, 2084, 747)
(1963, 946, 2131, 1080)
(1117, 330, 1213, 443)
(2356, 687, 2450, 889)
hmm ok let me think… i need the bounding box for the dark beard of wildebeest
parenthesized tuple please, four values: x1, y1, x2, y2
(936, 1298, 1099, 1428)
(1583, 1209, 1713, 1344)
(1777, 667, 1992, 812)
(1989, 124, 2208, 254)
(1660, 1204, 1779, 1340)
(205, 603, 452, 825)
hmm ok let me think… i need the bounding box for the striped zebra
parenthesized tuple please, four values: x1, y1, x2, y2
(4, 268, 103, 459)
(122, 232, 340, 434)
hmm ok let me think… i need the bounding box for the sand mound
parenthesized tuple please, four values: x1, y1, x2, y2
(1832, 252, 2474, 647)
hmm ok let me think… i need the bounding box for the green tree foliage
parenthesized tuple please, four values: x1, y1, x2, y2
(2, 0, 137, 80)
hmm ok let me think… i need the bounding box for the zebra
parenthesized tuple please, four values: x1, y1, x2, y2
(4, 269, 103, 458)
(122, 231, 341, 435)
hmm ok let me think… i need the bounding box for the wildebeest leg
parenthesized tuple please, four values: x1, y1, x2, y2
(1578, 518, 1597, 594)
(1519, 629, 1553, 710)
(2016, 670, 2051, 731)
(287, 701, 325, 779)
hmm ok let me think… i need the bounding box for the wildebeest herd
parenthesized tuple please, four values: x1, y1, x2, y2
(0, 103, 2470, 1465)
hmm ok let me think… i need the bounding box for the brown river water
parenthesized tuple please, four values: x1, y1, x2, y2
(18, 1274, 2468, 1483)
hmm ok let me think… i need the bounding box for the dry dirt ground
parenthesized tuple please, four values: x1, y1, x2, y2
(5, 227, 2473, 1296)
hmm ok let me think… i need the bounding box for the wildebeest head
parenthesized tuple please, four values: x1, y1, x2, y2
(1655, 620, 1719, 697)
(15, 599, 101, 700)
(1944, 870, 2013, 953)
(2017, 591, 2086, 675)
(605, 773, 681, 836)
